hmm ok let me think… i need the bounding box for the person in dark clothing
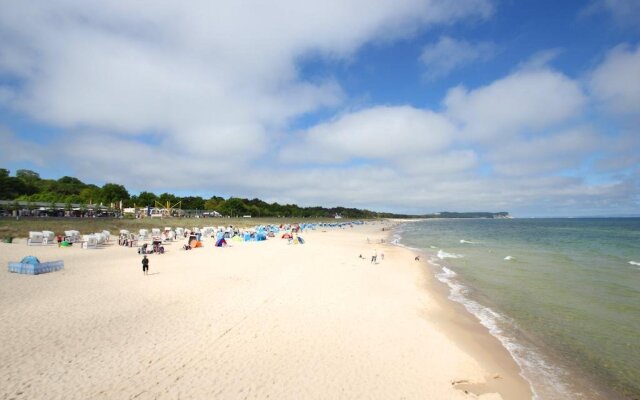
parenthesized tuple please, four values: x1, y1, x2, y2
(142, 255, 149, 275)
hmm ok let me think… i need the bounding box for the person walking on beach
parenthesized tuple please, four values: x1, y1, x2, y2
(142, 255, 149, 275)
(371, 249, 377, 264)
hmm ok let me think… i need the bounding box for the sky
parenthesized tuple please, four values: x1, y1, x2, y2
(0, 0, 639, 217)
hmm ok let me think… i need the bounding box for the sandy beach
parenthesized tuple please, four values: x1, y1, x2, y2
(0, 222, 531, 399)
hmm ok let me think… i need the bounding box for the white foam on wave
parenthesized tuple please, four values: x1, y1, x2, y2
(504, 255, 515, 261)
(629, 261, 640, 266)
(460, 239, 474, 244)
(437, 249, 464, 260)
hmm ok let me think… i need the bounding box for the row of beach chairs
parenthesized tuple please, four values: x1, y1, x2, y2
(27, 230, 110, 249)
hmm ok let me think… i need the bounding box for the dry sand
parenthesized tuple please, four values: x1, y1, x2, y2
(0, 222, 531, 399)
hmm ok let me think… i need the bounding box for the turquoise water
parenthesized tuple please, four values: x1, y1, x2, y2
(396, 218, 640, 400)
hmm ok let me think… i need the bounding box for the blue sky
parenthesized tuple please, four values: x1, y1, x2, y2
(0, 0, 639, 216)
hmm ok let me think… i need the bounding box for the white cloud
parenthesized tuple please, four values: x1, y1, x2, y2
(444, 68, 587, 141)
(590, 43, 640, 117)
(0, 0, 495, 178)
(420, 36, 496, 80)
(582, 0, 640, 28)
(279, 106, 456, 164)
(486, 127, 603, 176)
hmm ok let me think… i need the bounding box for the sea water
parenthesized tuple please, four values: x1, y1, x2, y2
(395, 218, 640, 399)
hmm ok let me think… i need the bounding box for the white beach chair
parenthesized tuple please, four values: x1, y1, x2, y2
(201, 227, 214, 238)
(64, 230, 80, 243)
(42, 231, 55, 243)
(102, 230, 111, 242)
(82, 234, 98, 249)
(28, 231, 44, 246)
(175, 228, 184, 237)
(139, 229, 149, 240)
(151, 228, 161, 236)
(120, 229, 130, 235)
(94, 233, 106, 245)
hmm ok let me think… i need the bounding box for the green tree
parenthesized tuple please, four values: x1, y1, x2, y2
(180, 196, 205, 210)
(100, 183, 130, 204)
(79, 187, 102, 205)
(14, 169, 40, 195)
(133, 191, 157, 206)
(218, 197, 249, 217)
(0, 176, 29, 200)
(204, 196, 225, 211)
(157, 192, 178, 206)
(16, 169, 40, 183)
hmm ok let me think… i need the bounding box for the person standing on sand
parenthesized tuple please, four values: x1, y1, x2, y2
(142, 255, 149, 275)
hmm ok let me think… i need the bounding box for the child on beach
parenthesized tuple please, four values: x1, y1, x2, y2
(142, 255, 149, 275)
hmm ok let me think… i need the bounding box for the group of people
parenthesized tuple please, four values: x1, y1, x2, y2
(137, 242, 165, 255)
(359, 250, 384, 263)
(118, 233, 137, 247)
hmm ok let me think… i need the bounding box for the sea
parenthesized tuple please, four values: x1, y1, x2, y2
(394, 218, 640, 400)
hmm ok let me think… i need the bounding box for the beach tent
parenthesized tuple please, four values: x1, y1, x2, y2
(243, 232, 251, 242)
(297, 236, 305, 244)
(215, 238, 227, 247)
(8, 256, 64, 275)
(256, 233, 266, 241)
(281, 233, 292, 239)
(188, 235, 202, 248)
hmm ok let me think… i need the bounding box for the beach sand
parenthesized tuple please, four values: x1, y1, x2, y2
(0, 222, 531, 399)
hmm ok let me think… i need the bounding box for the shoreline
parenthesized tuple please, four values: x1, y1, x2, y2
(389, 219, 631, 400)
(1, 221, 531, 399)
(383, 221, 533, 399)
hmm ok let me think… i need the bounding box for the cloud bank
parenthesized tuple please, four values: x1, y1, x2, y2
(0, 1, 638, 216)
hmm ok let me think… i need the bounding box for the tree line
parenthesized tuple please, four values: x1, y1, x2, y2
(0, 168, 387, 218)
